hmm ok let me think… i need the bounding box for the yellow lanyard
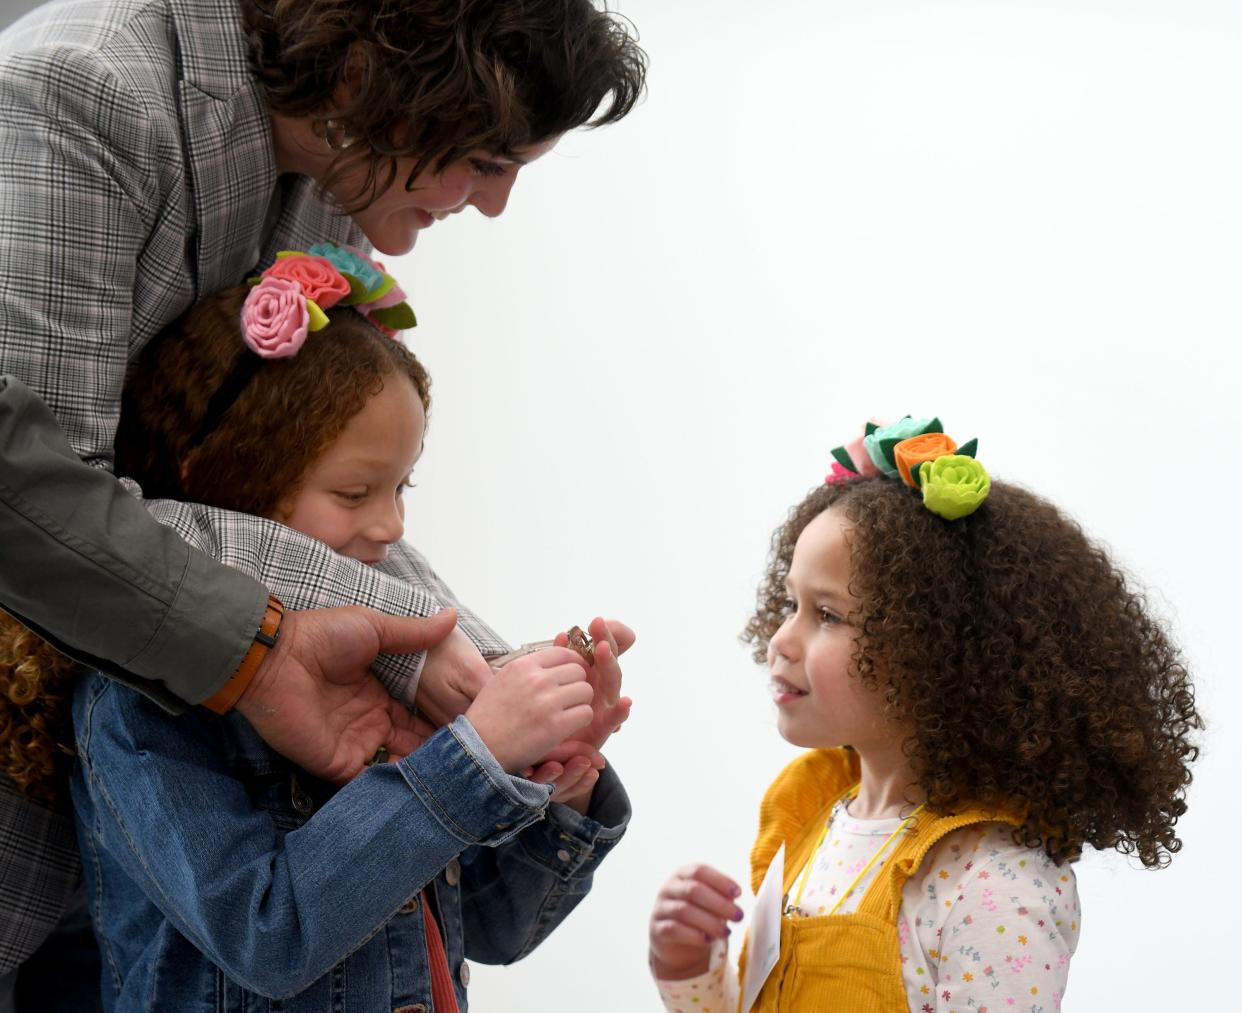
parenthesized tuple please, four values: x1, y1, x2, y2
(789, 801, 925, 917)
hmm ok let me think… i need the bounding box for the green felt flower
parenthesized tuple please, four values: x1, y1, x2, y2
(863, 416, 941, 476)
(918, 455, 991, 520)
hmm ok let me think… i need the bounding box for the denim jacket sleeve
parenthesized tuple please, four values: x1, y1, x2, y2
(456, 750, 631, 965)
(72, 675, 556, 999)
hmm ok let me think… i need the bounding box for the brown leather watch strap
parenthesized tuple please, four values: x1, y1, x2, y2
(202, 594, 284, 715)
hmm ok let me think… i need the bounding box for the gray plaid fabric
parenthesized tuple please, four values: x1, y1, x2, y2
(143, 494, 509, 705)
(0, 0, 507, 972)
(0, 776, 78, 975)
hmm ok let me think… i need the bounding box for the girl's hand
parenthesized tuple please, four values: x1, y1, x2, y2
(523, 739, 604, 804)
(649, 864, 745, 981)
(554, 616, 634, 752)
(464, 647, 593, 774)
(415, 623, 493, 726)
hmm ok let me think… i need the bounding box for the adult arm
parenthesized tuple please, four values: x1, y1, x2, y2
(142, 497, 508, 708)
(0, 379, 474, 782)
(72, 676, 552, 999)
(0, 37, 266, 707)
(0, 35, 503, 714)
(0, 376, 264, 710)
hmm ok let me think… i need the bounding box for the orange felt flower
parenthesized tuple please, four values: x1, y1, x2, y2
(261, 255, 352, 310)
(894, 432, 958, 488)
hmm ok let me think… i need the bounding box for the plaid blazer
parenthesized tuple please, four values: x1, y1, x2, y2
(0, 0, 506, 973)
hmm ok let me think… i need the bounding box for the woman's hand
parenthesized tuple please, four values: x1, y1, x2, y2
(649, 864, 745, 981)
(238, 606, 458, 784)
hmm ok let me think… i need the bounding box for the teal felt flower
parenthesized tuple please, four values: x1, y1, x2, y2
(863, 416, 940, 476)
(919, 455, 991, 520)
(307, 242, 386, 300)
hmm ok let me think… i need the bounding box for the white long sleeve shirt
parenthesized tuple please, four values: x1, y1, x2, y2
(658, 805, 1079, 1013)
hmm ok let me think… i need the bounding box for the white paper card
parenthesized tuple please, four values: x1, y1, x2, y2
(740, 842, 784, 1012)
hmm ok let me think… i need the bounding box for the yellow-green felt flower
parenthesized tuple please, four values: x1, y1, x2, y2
(919, 455, 990, 520)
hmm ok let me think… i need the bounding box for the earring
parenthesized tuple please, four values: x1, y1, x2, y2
(314, 118, 358, 151)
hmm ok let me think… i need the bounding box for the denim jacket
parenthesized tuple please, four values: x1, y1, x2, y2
(70, 673, 629, 1012)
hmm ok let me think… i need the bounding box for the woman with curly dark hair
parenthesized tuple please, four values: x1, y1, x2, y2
(648, 416, 1201, 1012)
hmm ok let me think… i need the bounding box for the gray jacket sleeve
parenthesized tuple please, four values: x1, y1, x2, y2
(0, 375, 265, 710)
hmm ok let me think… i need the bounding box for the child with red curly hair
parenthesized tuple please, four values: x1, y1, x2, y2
(649, 417, 1200, 1012)
(2, 249, 633, 1012)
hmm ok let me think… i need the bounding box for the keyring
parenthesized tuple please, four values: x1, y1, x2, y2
(565, 625, 594, 663)
(485, 625, 595, 670)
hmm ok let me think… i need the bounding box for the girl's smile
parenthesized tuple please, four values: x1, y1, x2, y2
(766, 508, 891, 753)
(272, 375, 426, 565)
(770, 675, 808, 705)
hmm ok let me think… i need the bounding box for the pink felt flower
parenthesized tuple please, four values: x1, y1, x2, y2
(825, 461, 855, 484)
(261, 255, 351, 310)
(841, 432, 881, 476)
(242, 277, 309, 358)
(355, 277, 408, 338)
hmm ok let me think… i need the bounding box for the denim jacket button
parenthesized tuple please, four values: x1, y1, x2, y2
(458, 961, 471, 987)
(290, 776, 315, 816)
(556, 849, 572, 862)
(393, 1005, 427, 1013)
(398, 895, 420, 915)
(444, 858, 461, 886)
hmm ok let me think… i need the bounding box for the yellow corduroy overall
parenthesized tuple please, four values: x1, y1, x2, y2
(737, 749, 1019, 1012)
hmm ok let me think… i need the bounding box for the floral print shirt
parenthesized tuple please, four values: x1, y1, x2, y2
(657, 804, 1079, 1013)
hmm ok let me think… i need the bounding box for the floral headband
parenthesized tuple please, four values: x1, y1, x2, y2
(185, 243, 417, 451)
(825, 416, 991, 520)
(241, 243, 417, 355)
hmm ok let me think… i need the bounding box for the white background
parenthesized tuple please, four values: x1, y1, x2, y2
(396, 1, 1241, 1009)
(0, 0, 1234, 1008)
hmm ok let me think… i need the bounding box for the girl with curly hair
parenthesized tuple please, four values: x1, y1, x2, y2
(1, 250, 633, 1012)
(648, 417, 1200, 1012)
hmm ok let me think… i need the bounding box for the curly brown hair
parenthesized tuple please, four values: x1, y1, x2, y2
(0, 613, 79, 802)
(116, 285, 430, 518)
(240, 0, 648, 209)
(743, 477, 1202, 868)
(1, 287, 431, 799)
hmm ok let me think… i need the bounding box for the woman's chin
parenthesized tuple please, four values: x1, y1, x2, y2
(366, 230, 418, 258)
